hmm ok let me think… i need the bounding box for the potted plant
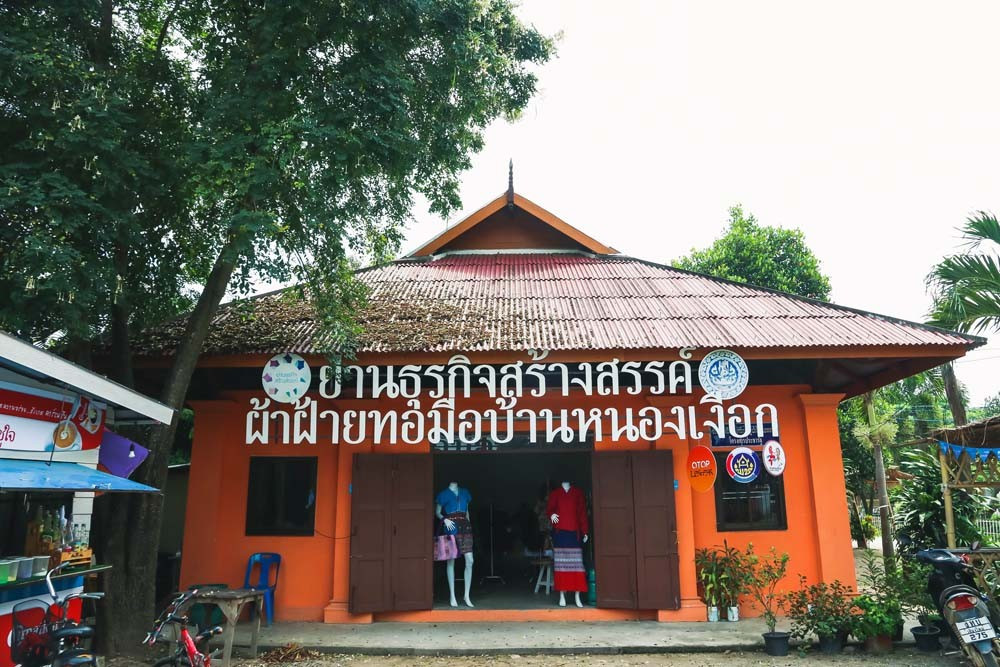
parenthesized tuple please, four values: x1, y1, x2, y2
(695, 547, 723, 622)
(895, 559, 941, 652)
(743, 543, 791, 656)
(784, 576, 855, 654)
(719, 540, 747, 621)
(852, 594, 901, 653)
(855, 551, 904, 651)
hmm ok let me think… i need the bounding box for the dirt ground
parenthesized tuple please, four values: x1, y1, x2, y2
(227, 650, 964, 667)
(108, 648, 969, 667)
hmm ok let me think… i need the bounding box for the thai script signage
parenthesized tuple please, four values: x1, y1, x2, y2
(244, 349, 780, 447)
(0, 383, 105, 452)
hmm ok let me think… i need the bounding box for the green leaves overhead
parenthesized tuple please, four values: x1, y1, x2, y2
(673, 205, 832, 301)
(928, 211, 1000, 334)
(1, 0, 554, 351)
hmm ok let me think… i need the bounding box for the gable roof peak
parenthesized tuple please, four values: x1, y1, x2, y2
(408, 191, 618, 257)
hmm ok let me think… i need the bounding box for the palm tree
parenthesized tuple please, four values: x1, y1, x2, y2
(927, 212, 1000, 425)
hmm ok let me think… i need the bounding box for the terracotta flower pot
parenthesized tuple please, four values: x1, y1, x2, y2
(863, 634, 894, 653)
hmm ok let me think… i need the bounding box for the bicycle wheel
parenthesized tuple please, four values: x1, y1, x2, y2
(153, 655, 191, 667)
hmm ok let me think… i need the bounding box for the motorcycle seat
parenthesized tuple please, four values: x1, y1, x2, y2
(51, 626, 95, 642)
(917, 548, 964, 565)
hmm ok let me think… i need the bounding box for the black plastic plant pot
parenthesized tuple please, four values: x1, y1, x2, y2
(763, 631, 791, 656)
(911, 626, 941, 652)
(817, 633, 843, 655)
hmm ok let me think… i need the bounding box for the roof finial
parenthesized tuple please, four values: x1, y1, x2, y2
(506, 159, 515, 208)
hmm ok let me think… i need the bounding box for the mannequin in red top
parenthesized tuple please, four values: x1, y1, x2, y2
(546, 481, 589, 607)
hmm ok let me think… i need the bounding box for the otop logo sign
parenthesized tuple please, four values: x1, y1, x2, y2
(687, 445, 717, 493)
(725, 446, 760, 484)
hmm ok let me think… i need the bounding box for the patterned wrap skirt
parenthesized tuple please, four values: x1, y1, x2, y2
(445, 512, 474, 555)
(552, 529, 587, 592)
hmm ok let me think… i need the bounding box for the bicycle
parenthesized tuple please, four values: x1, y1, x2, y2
(144, 589, 223, 667)
(11, 562, 104, 667)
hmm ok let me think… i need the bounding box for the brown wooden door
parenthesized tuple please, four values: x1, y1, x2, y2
(349, 454, 392, 613)
(389, 454, 433, 610)
(349, 453, 433, 613)
(592, 452, 638, 608)
(632, 450, 680, 610)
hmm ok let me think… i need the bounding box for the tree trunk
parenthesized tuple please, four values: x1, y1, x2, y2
(942, 362, 968, 428)
(864, 393, 895, 564)
(96, 239, 240, 655)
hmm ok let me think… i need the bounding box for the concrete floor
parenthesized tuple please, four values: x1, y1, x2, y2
(231, 618, 791, 655)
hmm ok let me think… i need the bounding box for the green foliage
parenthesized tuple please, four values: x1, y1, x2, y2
(851, 594, 902, 640)
(695, 541, 748, 608)
(743, 543, 790, 633)
(892, 558, 937, 627)
(928, 211, 1000, 334)
(695, 547, 723, 607)
(852, 551, 905, 640)
(969, 392, 1000, 422)
(891, 446, 988, 552)
(673, 205, 832, 300)
(784, 576, 855, 640)
(0, 0, 555, 353)
(0, 3, 197, 342)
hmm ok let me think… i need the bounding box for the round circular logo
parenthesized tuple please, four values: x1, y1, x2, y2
(762, 439, 786, 476)
(687, 445, 717, 493)
(725, 446, 760, 483)
(699, 349, 749, 400)
(262, 353, 312, 404)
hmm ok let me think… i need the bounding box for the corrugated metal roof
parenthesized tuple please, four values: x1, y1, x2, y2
(132, 253, 982, 357)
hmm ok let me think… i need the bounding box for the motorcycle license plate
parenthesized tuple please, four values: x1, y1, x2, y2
(956, 617, 997, 644)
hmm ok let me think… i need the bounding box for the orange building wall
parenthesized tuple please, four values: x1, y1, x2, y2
(180, 400, 338, 621)
(179, 384, 855, 623)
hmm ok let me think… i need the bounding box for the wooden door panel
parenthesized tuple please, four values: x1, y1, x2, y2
(632, 450, 680, 610)
(592, 452, 637, 608)
(349, 454, 391, 613)
(390, 455, 433, 610)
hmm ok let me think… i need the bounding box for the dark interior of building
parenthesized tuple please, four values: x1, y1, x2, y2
(431, 450, 593, 609)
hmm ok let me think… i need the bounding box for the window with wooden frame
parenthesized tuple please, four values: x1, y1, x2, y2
(712, 452, 787, 531)
(245, 457, 317, 536)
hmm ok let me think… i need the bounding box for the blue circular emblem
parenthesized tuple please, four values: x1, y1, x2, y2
(699, 349, 749, 400)
(725, 446, 760, 484)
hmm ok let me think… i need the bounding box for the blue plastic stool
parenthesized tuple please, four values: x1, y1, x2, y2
(243, 552, 280, 626)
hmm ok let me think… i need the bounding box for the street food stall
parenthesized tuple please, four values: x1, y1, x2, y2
(0, 331, 173, 666)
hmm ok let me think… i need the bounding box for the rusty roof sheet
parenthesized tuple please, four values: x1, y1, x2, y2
(131, 253, 983, 357)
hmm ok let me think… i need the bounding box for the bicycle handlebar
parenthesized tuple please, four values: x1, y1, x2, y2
(44, 562, 70, 600)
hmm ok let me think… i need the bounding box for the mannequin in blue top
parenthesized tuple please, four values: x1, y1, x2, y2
(435, 481, 474, 607)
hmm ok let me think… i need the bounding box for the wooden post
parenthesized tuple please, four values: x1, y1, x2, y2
(864, 393, 895, 563)
(939, 446, 958, 549)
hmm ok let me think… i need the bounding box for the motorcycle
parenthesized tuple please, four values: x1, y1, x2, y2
(10, 563, 104, 667)
(916, 544, 1000, 667)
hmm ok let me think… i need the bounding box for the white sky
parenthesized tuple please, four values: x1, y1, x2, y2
(400, 0, 1000, 406)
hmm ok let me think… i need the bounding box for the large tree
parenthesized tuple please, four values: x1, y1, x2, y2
(1, 0, 552, 651)
(673, 204, 832, 301)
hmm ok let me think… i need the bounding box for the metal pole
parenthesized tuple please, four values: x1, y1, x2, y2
(939, 446, 957, 549)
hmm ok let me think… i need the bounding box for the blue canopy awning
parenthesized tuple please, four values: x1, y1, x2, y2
(0, 459, 158, 493)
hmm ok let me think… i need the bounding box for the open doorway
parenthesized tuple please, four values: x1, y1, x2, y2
(432, 451, 592, 610)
